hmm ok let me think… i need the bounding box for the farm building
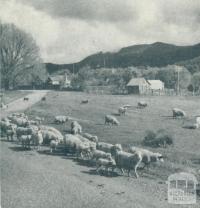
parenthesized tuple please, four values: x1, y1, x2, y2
(148, 80, 164, 90)
(46, 74, 71, 90)
(126, 78, 150, 94)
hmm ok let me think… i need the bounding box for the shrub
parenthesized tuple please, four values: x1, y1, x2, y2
(143, 129, 174, 148)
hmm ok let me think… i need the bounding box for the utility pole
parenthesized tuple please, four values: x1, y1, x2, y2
(73, 63, 75, 75)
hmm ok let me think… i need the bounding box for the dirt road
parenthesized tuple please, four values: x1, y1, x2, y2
(1, 91, 198, 208)
(0, 90, 48, 119)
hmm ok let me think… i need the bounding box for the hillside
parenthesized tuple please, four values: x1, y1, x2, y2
(46, 42, 200, 74)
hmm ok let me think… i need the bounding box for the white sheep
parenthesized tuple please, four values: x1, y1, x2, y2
(96, 142, 122, 153)
(82, 132, 98, 143)
(35, 116, 44, 124)
(118, 107, 127, 116)
(0, 120, 11, 136)
(172, 108, 186, 119)
(40, 125, 63, 142)
(105, 115, 119, 126)
(54, 115, 69, 124)
(64, 134, 90, 158)
(50, 140, 59, 153)
(6, 124, 17, 141)
(96, 157, 116, 175)
(129, 146, 164, 169)
(16, 127, 33, 141)
(20, 135, 32, 149)
(71, 121, 82, 134)
(91, 149, 112, 161)
(11, 117, 29, 127)
(32, 130, 43, 150)
(111, 146, 142, 178)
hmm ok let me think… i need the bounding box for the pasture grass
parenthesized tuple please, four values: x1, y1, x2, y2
(1, 90, 29, 104)
(25, 91, 200, 180)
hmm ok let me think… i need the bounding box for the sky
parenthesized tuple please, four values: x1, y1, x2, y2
(0, 0, 200, 63)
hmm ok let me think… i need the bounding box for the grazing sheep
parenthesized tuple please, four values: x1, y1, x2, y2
(20, 135, 32, 149)
(82, 133, 98, 143)
(91, 149, 112, 161)
(55, 115, 69, 124)
(81, 99, 89, 104)
(0, 120, 11, 136)
(50, 140, 59, 153)
(172, 108, 186, 119)
(64, 134, 89, 158)
(138, 101, 148, 108)
(6, 124, 17, 141)
(32, 130, 43, 150)
(111, 146, 142, 178)
(118, 107, 127, 116)
(11, 117, 29, 127)
(129, 146, 164, 169)
(40, 125, 63, 142)
(97, 142, 114, 153)
(97, 142, 122, 154)
(16, 127, 33, 141)
(23, 97, 29, 101)
(71, 121, 82, 134)
(105, 115, 119, 126)
(96, 157, 116, 175)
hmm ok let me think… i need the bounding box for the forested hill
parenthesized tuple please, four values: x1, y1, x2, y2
(46, 42, 200, 74)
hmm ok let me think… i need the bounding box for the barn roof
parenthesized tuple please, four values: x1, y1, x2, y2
(127, 78, 150, 86)
(148, 80, 164, 85)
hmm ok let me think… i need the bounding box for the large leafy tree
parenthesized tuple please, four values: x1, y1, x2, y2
(0, 22, 46, 89)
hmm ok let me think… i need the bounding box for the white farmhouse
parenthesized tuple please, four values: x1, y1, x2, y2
(148, 80, 164, 90)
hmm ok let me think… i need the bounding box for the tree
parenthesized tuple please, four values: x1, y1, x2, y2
(189, 72, 200, 93)
(0, 22, 46, 89)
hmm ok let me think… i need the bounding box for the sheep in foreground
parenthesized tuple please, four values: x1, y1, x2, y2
(50, 140, 59, 153)
(129, 146, 164, 169)
(138, 101, 148, 108)
(118, 107, 127, 116)
(32, 130, 43, 150)
(71, 121, 82, 134)
(111, 145, 142, 178)
(6, 124, 17, 141)
(55, 115, 69, 124)
(11, 117, 29, 127)
(0, 120, 11, 136)
(81, 133, 98, 143)
(172, 108, 186, 119)
(40, 125, 63, 142)
(96, 157, 116, 175)
(91, 149, 112, 161)
(105, 115, 119, 126)
(64, 134, 90, 158)
(20, 135, 32, 149)
(97, 142, 122, 153)
(16, 127, 33, 141)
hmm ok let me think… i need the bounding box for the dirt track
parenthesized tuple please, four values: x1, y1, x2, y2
(1, 91, 199, 208)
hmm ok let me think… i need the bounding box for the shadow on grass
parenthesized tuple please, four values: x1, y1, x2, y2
(74, 158, 95, 167)
(81, 169, 119, 177)
(9, 146, 32, 152)
(161, 115, 174, 119)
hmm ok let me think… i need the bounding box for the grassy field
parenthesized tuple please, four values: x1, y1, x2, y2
(25, 91, 200, 181)
(1, 90, 29, 104)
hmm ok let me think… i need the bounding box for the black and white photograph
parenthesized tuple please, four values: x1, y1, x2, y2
(0, 0, 200, 207)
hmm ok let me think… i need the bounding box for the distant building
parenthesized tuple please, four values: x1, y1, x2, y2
(148, 80, 164, 90)
(46, 73, 71, 90)
(126, 78, 150, 94)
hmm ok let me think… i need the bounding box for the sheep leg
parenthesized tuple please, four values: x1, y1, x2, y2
(134, 162, 140, 178)
(120, 168, 124, 175)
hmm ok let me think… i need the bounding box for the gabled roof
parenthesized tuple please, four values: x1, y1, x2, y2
(127, 78, 150, 86)
(148, 80, 164, 85)
(49, 75, 64, 82)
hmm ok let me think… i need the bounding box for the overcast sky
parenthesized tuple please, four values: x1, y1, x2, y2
(0, 0, 200, 63)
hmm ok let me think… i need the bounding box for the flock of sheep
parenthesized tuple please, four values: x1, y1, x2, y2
(0, 99, 199, 179)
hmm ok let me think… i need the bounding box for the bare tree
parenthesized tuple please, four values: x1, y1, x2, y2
(0, 22, 46, 89)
